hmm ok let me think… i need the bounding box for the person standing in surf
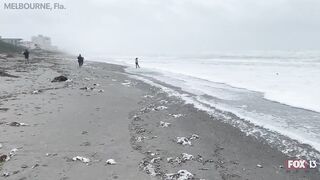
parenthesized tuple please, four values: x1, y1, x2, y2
(23, 49, 30, 64)
(77, 54, 84, 67)
(135, 57, 140, 68)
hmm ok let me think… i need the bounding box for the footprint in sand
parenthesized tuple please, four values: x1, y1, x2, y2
(0, 108, 9, 112)
(80, 142, 91, 146)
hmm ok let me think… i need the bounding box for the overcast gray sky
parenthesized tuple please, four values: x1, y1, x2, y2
(1, 0, 320, 55)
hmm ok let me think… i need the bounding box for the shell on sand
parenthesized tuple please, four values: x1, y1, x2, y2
(106, 159, 117, 165)
(177, 137, 192, 146)
(72, 156, 90, 163)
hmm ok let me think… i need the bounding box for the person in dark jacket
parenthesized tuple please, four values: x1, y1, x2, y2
(135, 57, 140, 68)
(23, 49, 29, 64)
(77, 54, 84, 67)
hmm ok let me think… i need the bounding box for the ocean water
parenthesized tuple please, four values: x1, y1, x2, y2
(90, 51, 320, 159)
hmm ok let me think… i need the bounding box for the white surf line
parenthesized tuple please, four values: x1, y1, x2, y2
(128, 73, 320, 160)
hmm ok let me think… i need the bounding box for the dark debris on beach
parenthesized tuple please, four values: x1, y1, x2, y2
(0, 71, 19, 78)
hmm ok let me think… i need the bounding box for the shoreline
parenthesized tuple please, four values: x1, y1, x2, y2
(108, 61, 320, 161)
(0, 51, 319, 179)
(121, 62, 320, 160)
(124, 64, 320, 179)
(101, 55, 320, 157)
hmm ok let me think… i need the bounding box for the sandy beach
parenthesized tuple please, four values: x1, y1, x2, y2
(0, 51, 319, 180)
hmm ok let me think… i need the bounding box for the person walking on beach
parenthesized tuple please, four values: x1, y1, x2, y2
(77, 54, 84, 67)
(135, 57, 140, 68)
(23, 49, 29, 64)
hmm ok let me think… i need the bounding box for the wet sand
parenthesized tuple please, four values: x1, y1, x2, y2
(0, 52, 319, 180)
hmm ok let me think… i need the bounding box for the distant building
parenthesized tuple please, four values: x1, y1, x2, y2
(31, 35, 54, 50)
(0, 36, 23, 46)
(1, 35, 58, 50)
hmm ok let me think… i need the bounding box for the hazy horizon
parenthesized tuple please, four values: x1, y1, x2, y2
(1, 0, 320, 55)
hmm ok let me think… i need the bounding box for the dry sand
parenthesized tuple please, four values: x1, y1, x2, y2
(0, 51, 319, 180)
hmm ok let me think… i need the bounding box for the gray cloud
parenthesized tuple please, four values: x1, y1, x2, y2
(1, 0, 319, 55)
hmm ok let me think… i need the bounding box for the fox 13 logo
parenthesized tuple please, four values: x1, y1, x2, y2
(285, 159, 318, 170)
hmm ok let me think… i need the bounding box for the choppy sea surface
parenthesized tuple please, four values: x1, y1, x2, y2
(89, 51, 320, 159)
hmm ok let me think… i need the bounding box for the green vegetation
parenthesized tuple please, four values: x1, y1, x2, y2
(0, 40, 23, 53)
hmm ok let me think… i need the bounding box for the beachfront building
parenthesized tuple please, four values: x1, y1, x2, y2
(0, 36, 23, 46)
